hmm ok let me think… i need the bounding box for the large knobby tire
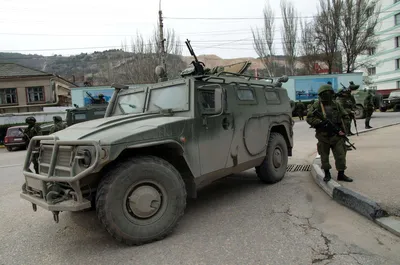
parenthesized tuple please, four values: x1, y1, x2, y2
(354, 105, 365, 119)
(255, 132, 288, 184)
(95, 155, 187, 246)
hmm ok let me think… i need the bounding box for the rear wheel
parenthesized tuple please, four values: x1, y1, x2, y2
(354, 105, 365, 119)
(255, 132, 288, 184)
(95, 155, 187, 246)
(6, 146, 12, 152)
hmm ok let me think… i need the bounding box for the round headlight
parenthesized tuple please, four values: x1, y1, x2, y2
(79, 149, 92, 168)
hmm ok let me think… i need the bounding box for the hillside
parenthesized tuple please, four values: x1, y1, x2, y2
(0, 50, 293, 85)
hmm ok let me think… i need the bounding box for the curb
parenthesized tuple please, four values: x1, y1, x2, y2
(311, 123, 400, 237)
(354, 121, 400, 135)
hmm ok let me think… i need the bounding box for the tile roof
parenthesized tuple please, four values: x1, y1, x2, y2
(0, 63, 52, 78)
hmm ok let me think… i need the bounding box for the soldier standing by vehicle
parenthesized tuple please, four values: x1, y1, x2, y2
(364, 90, 374, 129)
(50, 116, 66, 134)
(295, 100, 306, 120)
(306, 85, 353, 182)
(22, 117, 42, 174)
(336, 88, 356, 136)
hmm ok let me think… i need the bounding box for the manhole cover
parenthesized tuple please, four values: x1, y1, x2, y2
(286, 164, 311, 172)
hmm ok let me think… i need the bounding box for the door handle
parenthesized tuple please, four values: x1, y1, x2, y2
(222, 117, 230, 130)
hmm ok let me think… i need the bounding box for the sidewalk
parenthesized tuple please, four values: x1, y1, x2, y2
(311, 122, 400, 237)
(333, 124, 400, 217)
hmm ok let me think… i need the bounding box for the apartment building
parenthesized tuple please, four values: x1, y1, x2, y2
(0, 63, 77, 114)
(357, 0, 400, 93)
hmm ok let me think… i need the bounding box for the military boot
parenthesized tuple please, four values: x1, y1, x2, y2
(337, 171, 353, 182)
(323, 170, 331, 182)
(365, 118, 373, 129)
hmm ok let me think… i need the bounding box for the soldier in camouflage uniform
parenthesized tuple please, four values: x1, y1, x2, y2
(23, 116, 42, 174)
(364, 90, 374, 129)
(295, 100, 306, 120)
(50, 116, 66, 134)
(336, 88, 356, 136)
(306, 85, 353, 182)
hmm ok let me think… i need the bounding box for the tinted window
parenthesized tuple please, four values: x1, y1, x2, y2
(199, 90, 215, 110)
(237, 89, 255, 101)
(74, 113, 87, 120)
(94, 110, 106, 116)
(265, 91, 280, 101)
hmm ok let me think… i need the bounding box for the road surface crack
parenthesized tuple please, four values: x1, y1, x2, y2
(272, 208, 369, 264)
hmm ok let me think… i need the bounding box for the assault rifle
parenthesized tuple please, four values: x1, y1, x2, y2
(312, 109, 357, 150)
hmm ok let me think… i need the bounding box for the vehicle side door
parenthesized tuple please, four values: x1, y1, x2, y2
(196, 84, 234, 177)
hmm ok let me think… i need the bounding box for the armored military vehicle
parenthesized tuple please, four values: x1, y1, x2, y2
(20, 39, 294, 246)
(348, 84, 383, 119)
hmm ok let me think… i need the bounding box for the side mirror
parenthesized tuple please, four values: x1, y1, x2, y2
(214, 87, 224, 115)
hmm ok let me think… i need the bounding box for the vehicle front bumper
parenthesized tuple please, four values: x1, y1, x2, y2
(21, 135, 102, 212)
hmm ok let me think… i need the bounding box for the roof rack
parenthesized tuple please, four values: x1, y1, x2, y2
(216, 71, 274, 82)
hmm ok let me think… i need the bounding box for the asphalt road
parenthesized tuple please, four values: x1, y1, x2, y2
(1, 112, 400, 265)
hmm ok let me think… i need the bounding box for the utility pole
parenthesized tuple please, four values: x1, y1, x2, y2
(158, 0, 167, 79)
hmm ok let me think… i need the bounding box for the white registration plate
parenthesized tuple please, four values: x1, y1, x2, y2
(14, 138, 23, 141)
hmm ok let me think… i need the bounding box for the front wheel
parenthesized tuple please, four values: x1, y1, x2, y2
(255, 132, 288, 184)
(95, 155, 187, 246)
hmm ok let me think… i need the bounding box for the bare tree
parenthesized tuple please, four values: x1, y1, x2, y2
(314, 0, 342, 74)
(280, 0, 298, 75)
(299, 19, 320, 74)
(99, 27, 184, 84)
(251, 1, 276, 76)
(336, 0, 380, 73)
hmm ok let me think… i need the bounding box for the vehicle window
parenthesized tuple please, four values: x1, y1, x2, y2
(7, 128, 23, 137)
(74, 113, 87, 120)
(389, 91, 400, 97)
(237, 89, 255, 101)
(199, 90, 215, 111)
(265, 91, 281, 104)
(148, 84, 188, 112)
(114, 92, 145, 115)
(94, 110, 106, 116)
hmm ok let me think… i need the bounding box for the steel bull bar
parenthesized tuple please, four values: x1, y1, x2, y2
(20, 135, 102, 219)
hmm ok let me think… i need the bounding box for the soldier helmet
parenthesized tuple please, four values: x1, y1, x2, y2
(327, 81, 332, 85)
(98, 93, 104, 98)
(53, 116, 62, 122)
(349, 81, 355, 85)
(318, 84, 334, 95)
(25, 116, 36, 123)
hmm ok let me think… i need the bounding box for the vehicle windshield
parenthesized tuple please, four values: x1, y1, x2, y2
(147, 84, 188, 112)
(7, 128, 24, 137)
(389, 91, 400, 98)
(113, 91, 146, 115)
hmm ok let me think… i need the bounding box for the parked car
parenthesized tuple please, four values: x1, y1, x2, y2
(3, 125, 28, 151)
(382, 90, 400, 112)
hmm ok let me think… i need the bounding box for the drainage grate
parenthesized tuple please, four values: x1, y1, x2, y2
(286, 164, 311, 172)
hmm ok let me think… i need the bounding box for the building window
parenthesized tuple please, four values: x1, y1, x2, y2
(367, 67, 376, 75)
(0, 88, 17, 105)
(396, 58, 400, 70)
(26, 86, 44, 103)
(396, 13, 400, 25)
(368, 47, 376, 55)
(396, 36, 400, 48)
